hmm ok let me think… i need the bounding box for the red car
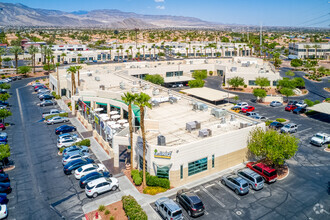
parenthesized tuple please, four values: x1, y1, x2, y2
(241, 106, 255, 113)
(285, 105, 297, 112)
(0, 123, 5, 131)
(246, 162, 277, 183)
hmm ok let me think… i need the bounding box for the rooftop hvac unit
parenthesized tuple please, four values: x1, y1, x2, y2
(186, 121, 201, 132)
(211, 108, 227, 118)
(221, 117, 226, 124)
(152, 89, 159, 96)
(95, 77, 100, 81)
(133, 81, 137, 85)
(169, 97, 178, 104)
(194, 102, 208, 111)
(199, 129, 212, 138)
(131, 87, 138, 93)
(99, 85, 105, 90)
(152, 100, 159, 107)
(230, 67, 237, 72)
(157, 135, 166, 146)
(145, 84, 150, 89)
(240, 122, 249, 128)
(87, 73, 92, 76)
(230, 114, 236, 121)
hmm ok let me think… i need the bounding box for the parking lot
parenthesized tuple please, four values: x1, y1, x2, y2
(5, 79, 120, 219)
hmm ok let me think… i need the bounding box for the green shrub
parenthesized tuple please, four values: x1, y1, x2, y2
(75, 139, 91, 147)
(51, 91, 61, 99)
(305, 110, 318, 115)
(98, 205, 105, 212)
(328, 144, 330, 149)
(304, 99, 314, 107)
(244, 84, 247, 88)
(314, 100, 320, 105)
(36, 80, 39, 82)
(122, 195, 147, 220)
(265, 120, 273, 126)
(143, 186, 167, 195)
(109, 216, 115, 220)
(131, 169, 139, 178)
(326, 98, 330, 101)
(44, 112, 69, 120)
(67, 102, 71, 107)
(59, 147, 65, 153)
(276, 118, 286, 123)
(133, 175, 142, 186)
(156, 178, 170, 189)
(104, 210, 110, 215)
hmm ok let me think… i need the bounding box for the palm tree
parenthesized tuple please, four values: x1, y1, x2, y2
(77, 53, 82, 63)
(61, 53, 66, 64)
(134, 92, 152, 188)
(152, 44, 156, 60)
(10, 46, 23, 74)
(28, 45, 39, 74)
(128, 46, 133, 60)
(75, 65, 82, 87)
(193, 47, 196, 57)
(66, 66, 77, 96)
(186, 48, 189, 57)
(56, 62, 60, 95)
(118, 45, 124, 61)
(0, 48, 6, 70)
(44, 46, 53, 74)
(148, 48, 152, 60)
(304, 45, 310, 59)
(313, 44, 320, 60)
(125, 49, 130, 60)
(121, 92, 137, 171)
(142, 45, 145, 60)
(109, 47, 113, 61)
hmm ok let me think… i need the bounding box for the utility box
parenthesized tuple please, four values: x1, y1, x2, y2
(186, 121, 201, 132)
(157, 135, 166, 146)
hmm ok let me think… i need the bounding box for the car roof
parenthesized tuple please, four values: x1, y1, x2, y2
(80, 163, 96, 170)
(157, 197, 181, 211)
(185, 193, 202, 204)
(87, 177, 107, 187)
(241, 168, 261, 178)
(255, 163, 276, 172)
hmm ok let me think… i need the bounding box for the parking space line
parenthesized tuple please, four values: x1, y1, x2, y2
(216, 182, 241, 200)
(296, 127, 312, 134)
(201, 186, 226, 208)
(194, 189, 200, 193)
(204, 183, 215, 188)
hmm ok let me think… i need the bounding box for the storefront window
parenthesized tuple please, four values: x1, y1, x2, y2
(156, 165, 170, 179)
(212, 155, 215, 168)
(188, 157, 208, 176)
(249, 80, 256, 86)
(139, 155, 148, 171)
(180, 165, 183, 179)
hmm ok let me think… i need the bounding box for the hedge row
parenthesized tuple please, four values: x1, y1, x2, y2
(143, 186, 167, 195)
(122, 195, 147, 220)
(51, 91, 61, 100)
(73, 139, 91, 147)
(44, 112, 68, 120)
(276, 118, 286, 123)
(130, 169, 170, 189)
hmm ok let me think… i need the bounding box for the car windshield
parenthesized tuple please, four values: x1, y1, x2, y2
(172, 210, 183, 217)
(242, 183, 248, 188)
(193, 202, 204, 209)
(86, 184, 94, 190)
(256, 176, 263, 183)
(284, 125, 290, 128)
(77, 167, 83, 172)
(315, 135, 323, 139)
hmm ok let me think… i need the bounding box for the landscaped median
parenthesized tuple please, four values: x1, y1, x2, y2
(44, 112, 68, 120)
(58, 139, 91, 153)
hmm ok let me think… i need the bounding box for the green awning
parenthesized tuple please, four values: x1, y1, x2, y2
(115, 99, 141, 123)
(96, 102, 107, 106)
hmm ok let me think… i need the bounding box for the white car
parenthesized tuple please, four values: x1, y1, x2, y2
(0, 204, 8, 219)
(47, 116, 69, 125)
(57, 137, 82, 149)
(74, 163, 106, 179)
(235, 102, 248, 108)
(85, 177, 119, 198)
(295, 101, 307, 108)
(57, 133, 79, 142)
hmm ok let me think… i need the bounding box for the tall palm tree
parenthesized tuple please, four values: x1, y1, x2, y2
(61, 53, 66, 64)
(304, 45, 310, 59)
(109, 47, 113, 61)
(44, 46, 53, 74)
(121, 92, 137, 171)
(134, 92, 152, 188)
(148, 48, 152, 60)
(0, 47, 6, 70)
(125, 49, 130, 60)
(75, 65, 82, 87)
(313, 44, 320, 60)
(118, 45, 124, 61)
(152, 44, 156, 60)
(28, 45, 39, 74)
(56, 62, 60, 95)
(66, 66, 77, 96)
(10, 46, 23, 74)
(128, 46, 133, 60)
(142, 45, 145, 60)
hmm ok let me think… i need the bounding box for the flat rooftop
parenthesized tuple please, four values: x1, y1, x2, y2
(181, 87, 236, 102)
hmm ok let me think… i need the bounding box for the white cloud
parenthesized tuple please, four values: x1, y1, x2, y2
(154, 0, 165, 2)
(156, 5, 165, 10)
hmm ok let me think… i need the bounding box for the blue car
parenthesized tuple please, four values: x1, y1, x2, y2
(0, 101, 8, 106)
(0, 193, 7, 204)
(0, 174, 9, 183)
(79, 171, 112, 188)
(63, 158, 94, 175)
(55, 125, 76, 135)
(62, 145, 89, 157)
(0, 182, 11, 193)
(0, 133, 7, 143)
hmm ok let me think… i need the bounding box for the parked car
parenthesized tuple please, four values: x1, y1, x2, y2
(0, 204, 8, 219)
(47, 116, 69, 125)
(246, 112, 259, 117)
(237, 168, 264, 190)
(0, 90, 7, 94)
(32, 82, 44, 87)
(287, 100, 298, 106)
(235, 102, 248, 108)
(230, 106, 241, 113)
(42, 109, 65, 118)
(241, 106, 255, 113)
(0, 124, 5, 131)
(246, 162, 277, 183)
(269, 122, 284, 130)
(34, 85, 46, 92)
(0, 174, 9, 183)
(74, 163, 106, 179)
(155, 197, 183, 220)
(57, 133, 79, 142)
(0, 182, 11, 193)
(85, 177, 119, 198)
(63, 158, 94, 175)
(285, 105, 297, 112)
(57, 137, 82, 149)
(310, 133, 330, 147)
(79, 171, 112, 188)
(55, 125, 76, 135)
(0, 101, 8, 106)
(176, 189, 205, 217)
(37, 89, 50, 94)
(62, 145, 89, 157)
(270, 101, 282, 107)
(296, 100, 307, 108)
(0, 133, 7, 143)
(40, 100, 57, 107)
(39, 94, 54, 101)
(62, 152, 90, 166)
(281, 123, 298, 133)
(221, 174, 249, 195)
(0, 193, 8, 204)
(16, 75, 22, 80)
(292, 107, 306, 114)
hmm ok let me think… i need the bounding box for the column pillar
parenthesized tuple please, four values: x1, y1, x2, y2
(107, 103, 110, 116)
(113, 141, 120, 168)
(120, 107, 124, 119)
(71, 99, 76, 115)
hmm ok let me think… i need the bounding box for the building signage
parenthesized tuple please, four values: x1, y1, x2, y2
(154, 149, 172, 159)
(94, 115, 99, 125)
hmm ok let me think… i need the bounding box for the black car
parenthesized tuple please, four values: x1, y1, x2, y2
(17, 76, 22, 80)
(79, 171, 112, 188)
(55, 125, 76, 135)
(63, 158, 94, 175)
(287, 100, 298, 106)
(0, 182, 11, 193)
(0, 101, 8, 106)
(0, 89, 7, 94)
(293, 107, 307, 114)
(269, 121, 284, 130)
(40, 100, 57, 107)
(176, 189, 205, 217)
(39, 94, 54, 101)
(0, 173, 9, 183)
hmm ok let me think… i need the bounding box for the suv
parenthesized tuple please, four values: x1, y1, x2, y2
(155, 197, 183, 220)
(285, 105, 297, 112)
(293, 107, 306, 114)
(281, 123, 298, 133)
(237, 168, 264, 190)
(246, 162, 277, 183)
(270, 101, 282, 107)
(221, 174, 249, 195)
(176, 190, 205, 217)
(269, 121, 284, 130)
(85, 177, 119, 198)
(296, 100, 307, 108)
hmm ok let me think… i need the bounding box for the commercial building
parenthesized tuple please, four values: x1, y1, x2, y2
(289, 43, 330, 59)
(49, 58, 264, 187)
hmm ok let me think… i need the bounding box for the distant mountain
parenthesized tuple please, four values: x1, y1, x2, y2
(0, 2, 218, 28)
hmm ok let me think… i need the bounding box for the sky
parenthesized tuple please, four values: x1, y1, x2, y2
(1, 0, 330, 27)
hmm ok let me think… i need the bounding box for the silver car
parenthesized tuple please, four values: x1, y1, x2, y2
(270, 101, 283, 107)
(281, 123, 298, 133)
(57, 133, 79, 142)
(221, 174, 249, 195)
(57, 137, 82, 149)
(237, 168, 264, 190)
(47, 116, 69, 125)
(62, 152, 90, 166)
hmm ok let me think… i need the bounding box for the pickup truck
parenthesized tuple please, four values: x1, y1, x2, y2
(42, 109, 66, 118)
(310, 133, 330, 147)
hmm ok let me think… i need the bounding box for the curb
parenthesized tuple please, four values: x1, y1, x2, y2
(278, 166, 290, 181)
(323, 148, 330, 153)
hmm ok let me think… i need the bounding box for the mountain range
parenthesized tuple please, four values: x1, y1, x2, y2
(0, 2, 218, 28)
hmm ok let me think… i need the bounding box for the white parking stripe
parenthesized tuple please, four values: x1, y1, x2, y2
(204, 183, 215, 188)
(296, 127, 312, 134)
(201, 186, 226, 208)
(217, 182, 241, 200)
(194, 189, 200, 193)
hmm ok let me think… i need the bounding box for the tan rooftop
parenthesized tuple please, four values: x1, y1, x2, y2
(181, 87, 236, 101)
